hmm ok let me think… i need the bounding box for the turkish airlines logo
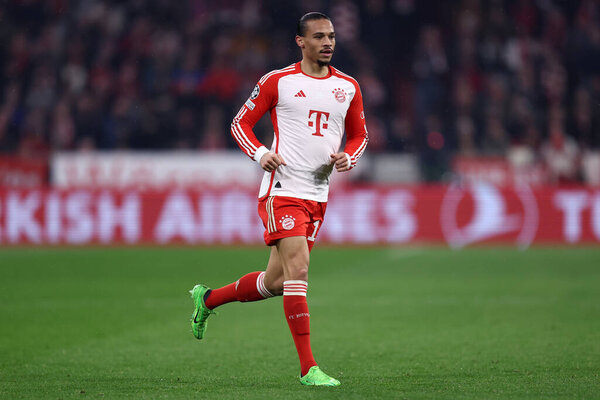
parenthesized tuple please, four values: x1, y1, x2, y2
(440, 182, 539, 249)
(308, 109, 330, 137)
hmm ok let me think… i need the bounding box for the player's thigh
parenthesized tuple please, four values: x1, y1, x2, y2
(264, 246, 284, 295)
(276, 235, 310, 281)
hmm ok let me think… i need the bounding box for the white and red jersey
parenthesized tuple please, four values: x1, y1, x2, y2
(231, 62, 368, 202)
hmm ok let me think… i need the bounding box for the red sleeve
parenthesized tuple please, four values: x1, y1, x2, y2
(230, 75, 278, 161)
(343, 82, 369, 169)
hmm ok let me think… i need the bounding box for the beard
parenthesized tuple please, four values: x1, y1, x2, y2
(317, 59, 330, 67)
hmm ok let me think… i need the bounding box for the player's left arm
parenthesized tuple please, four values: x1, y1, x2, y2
(331, 83, 369, 172)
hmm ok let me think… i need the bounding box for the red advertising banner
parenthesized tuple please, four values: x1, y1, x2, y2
(0, 185, 599, 246)
(0, 156, 48, 187)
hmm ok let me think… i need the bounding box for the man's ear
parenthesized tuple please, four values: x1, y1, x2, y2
(295, 35, 304, 49)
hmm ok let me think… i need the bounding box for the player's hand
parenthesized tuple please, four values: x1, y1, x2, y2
(330, 152, 351, 172)
(260, 152, 287, 172)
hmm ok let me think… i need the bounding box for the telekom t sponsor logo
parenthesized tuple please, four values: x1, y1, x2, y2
(308, 110, 330, 137)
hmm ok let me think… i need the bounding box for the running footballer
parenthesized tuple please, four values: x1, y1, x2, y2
(190, 12, 368, 386)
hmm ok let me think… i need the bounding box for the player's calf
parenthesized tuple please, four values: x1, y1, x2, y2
(236, 271, 274, 301)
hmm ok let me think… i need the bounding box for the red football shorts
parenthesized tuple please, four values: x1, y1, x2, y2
(258, 196, 327, 251)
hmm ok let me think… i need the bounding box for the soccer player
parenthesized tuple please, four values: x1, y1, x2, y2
(189, 12, 368, 387)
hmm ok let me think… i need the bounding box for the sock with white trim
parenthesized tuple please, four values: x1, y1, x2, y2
(283, 280, 317, 376)
(204, 271, 273, 309)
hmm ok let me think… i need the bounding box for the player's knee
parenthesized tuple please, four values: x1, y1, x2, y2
(264, 275, 283, 296)
(288, 266, 308, 282)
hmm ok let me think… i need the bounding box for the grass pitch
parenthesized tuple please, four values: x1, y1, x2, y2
(0, 246, 598, 399)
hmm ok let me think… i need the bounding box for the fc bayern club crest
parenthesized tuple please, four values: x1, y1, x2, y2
(332, 88, 347, 103)
(279, 215, 296, 230)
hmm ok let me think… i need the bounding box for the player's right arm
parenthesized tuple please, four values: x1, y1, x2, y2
(231, 75, 285, 171)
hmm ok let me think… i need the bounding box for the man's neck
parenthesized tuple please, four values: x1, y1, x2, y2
(300, 59, 329, 78)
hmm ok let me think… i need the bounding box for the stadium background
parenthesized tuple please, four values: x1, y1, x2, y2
(1, 2, 599, 399)
(1, 0, 599, 246)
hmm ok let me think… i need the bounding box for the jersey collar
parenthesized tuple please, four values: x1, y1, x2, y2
(296, 62, 333, 80)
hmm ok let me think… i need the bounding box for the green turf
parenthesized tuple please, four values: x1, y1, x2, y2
(0, 246, 599, 399)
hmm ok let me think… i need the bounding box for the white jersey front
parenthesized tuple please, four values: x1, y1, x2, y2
(231, 62, 368, 202)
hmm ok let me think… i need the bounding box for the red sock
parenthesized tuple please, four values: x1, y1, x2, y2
(283, 280, 317, 376)
(205, 271, 273, 309)
(204, 282, 236, 309)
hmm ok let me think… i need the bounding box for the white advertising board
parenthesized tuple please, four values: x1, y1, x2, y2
(51, 151, 264, 189)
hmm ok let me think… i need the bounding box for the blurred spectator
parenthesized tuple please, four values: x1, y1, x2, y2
(200, 105, 228, 150)
(389, 115, 417, 153)
(173, 107, 198, 149)
(541, 115, 581, 184)
(420, 113, 448, 181)
(74, 91, 104, 149)
(413, 25, 448, 123)
(482, 114, 509, 156)
(455, 115, 478, 157)
(18, 107, 48, 158)
(0, 81, 22, 151)
(569, 86, 599, 149)
(49, 98, 75, 150)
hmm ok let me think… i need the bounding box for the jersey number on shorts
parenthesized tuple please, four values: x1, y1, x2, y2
(307, 220, 321, 242)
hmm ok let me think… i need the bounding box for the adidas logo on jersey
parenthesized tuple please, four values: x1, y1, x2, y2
(294, 90, 307, 98)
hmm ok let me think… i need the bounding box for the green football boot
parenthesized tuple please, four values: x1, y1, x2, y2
(189, 284, 215, 340)
(299, 366, 341, 387)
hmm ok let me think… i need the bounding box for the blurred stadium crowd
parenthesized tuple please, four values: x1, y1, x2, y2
(1, 0, 599, 183)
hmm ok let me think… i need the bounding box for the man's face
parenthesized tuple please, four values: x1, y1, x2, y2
(297, 19, 336, 66)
